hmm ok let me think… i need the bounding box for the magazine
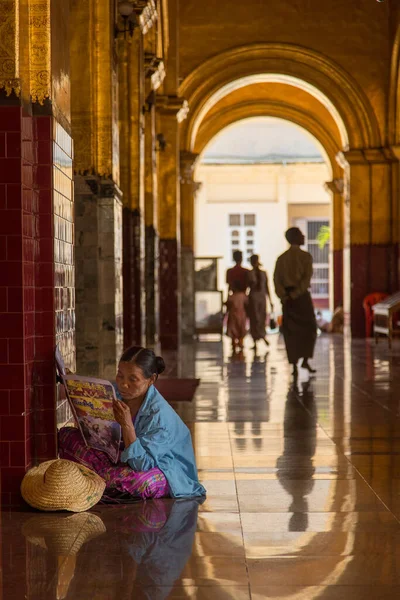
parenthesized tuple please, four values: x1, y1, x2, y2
(56, 348, 121, 464)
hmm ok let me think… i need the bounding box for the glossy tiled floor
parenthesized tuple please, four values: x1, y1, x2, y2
(3, 333, 400, 598)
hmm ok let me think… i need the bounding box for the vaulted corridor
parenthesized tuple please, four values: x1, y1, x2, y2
(3, 335, 400, 598)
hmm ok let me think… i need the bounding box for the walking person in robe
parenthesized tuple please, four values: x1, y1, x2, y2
(226, 280, 248, 353)
(247, 254, 274, 351)
(226, 250, 249, 292)
(273, 227, 317, 377)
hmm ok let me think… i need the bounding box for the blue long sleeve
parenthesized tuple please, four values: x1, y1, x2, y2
(121, 427, 171, 471)
(119, 386, 206, 497)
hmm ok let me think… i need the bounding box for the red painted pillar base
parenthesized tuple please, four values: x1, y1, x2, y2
(123, 207, 144, 349)
(159, 238, 180, 350)
(350, 243, 399, 338)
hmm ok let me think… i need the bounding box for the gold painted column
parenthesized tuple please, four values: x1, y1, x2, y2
(325, 179, 344, 310)
(118, 28, 146, 349)
(71, 0, 123, 378)
(144, 95, 159, 346)
(143, 21, 165, 346)
(180, 151, 200, 340)
(156, 96, 188, 349)
(338, 149, 399, 337)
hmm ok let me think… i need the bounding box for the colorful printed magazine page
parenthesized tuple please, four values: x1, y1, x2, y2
(62, 374, 121, 464)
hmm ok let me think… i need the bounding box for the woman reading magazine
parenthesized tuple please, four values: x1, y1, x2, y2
(58, 347, 206, 500)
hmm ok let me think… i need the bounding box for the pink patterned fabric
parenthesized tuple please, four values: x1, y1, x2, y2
(58, 427, 170, 500)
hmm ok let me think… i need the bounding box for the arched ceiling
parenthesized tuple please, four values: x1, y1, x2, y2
(180, 44, 382, 152)
(194, 82, 343, 178)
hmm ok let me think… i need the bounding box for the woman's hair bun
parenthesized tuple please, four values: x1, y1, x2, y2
(155, 356, 165, 375)
(119, 346, 166, 379)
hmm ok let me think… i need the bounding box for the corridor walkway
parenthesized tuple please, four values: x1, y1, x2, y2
(3, 334, 400, 598)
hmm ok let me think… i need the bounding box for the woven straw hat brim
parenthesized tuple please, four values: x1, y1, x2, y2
(21, 459, 106, 513)
(22, 512, 106, 555)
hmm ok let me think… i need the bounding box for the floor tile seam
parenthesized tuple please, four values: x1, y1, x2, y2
(300, 385, 400, 525)
(226, 422, 253, 600)
(337, 371, 397, 418)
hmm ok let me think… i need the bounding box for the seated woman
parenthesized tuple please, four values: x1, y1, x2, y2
(58, 347, 206, 500)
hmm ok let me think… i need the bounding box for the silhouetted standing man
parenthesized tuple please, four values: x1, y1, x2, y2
(274, 227, 317, 377)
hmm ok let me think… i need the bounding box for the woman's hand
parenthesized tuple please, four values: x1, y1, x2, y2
(113, 400, 137, 447)
(113, 399, 133, 428)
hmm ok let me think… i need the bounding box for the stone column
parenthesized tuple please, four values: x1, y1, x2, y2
(156, 97, 188, 349)
(338, 149, 399, 337)
(71, 0, 123, 378)
(325, 179, 344, 309)
(180, 151, 200, 340)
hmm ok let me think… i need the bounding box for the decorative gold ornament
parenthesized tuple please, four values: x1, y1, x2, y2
(0, 0, 21, 96)
(29, 0, 51, 104)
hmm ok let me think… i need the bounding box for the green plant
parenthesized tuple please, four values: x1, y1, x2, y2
(317, 225, 330, 249)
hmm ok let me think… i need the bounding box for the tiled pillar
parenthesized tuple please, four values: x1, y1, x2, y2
(157, 97, 187, 350)
(0, 106, 35, 506)
(0, 108, 74, 506)
(180, 151, 200, 340)
(339, 149, 399, 337)
(35, 117, 75, 438)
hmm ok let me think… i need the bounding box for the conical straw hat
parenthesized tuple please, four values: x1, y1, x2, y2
(21, 459, 106, 512)
(22, 512, 106, 555)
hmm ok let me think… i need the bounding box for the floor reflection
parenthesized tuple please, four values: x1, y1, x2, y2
(22, 500, 202, 600)
(4, 336, 400, 598)
(276, 382, 316, 531)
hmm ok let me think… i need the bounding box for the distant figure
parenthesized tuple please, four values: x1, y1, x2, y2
(226, 250, 249, 292)
(316, 311, 329, 332)
(247, 254, 273, 351)
(317, 306, 344, 334)
(226, 280, 248, 353)
(274, 227, 317, 377)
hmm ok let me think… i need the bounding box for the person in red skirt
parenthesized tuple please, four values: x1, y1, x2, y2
(226, 280, 248, 353)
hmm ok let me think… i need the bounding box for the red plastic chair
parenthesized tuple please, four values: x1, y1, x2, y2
(363, 292, 388, 338)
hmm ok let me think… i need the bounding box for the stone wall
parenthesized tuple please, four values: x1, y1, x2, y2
(75, 176, 123, 379)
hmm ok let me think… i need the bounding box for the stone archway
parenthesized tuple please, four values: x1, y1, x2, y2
(179, 43, 396, 337)
(193, 100, 344, 310)
(179, 43, 381, 153)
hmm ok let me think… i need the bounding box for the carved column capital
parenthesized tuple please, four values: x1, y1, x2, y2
(144, 53, 165, 90)
(193, 181, 202, 195)
(157, 95, 189, 123)
(338, 147, 397, 168)
(180, 151, 199, 183)
(133, 0, 158, 34)
(324, 179, 344, 195)
(389, 145, 400, 161)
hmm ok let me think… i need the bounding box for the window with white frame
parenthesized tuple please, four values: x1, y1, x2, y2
(228, 214, 256, 264)
(295, 218, 330, 300)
